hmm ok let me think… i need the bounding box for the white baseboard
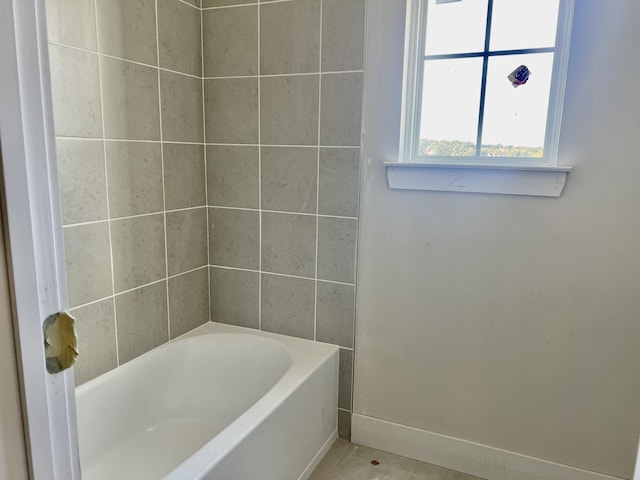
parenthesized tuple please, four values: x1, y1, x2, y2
(299, 429, 337, 480)
(352, 414, 625, 480)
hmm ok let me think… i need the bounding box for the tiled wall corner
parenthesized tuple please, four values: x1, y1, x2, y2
(49, 0, 366, 440)
(48, 0, 208, 386)
(203, 0, 366, 440)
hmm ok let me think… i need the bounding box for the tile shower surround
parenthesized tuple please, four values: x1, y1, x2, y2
(49, 0, 365, 440)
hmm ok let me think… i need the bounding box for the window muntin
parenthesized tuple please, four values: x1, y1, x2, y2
(402, 0, 573, 166)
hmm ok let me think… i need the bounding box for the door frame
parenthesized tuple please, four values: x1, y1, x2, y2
(0, 0, 80, 478)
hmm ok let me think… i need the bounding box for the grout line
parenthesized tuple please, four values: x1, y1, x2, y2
(203, 70, 363, 80)
(92, 0, 120, 367)
(209, 264, 355, 287)
(201, 0, 298, 11)
(168, 264, 209, 280)
(206, 206, 357, 220)
(166, 205, 208, 214)
(155, 0, 172, 341)
(314, 0, 323, 342)
(314, 278, 357, 288)
(208, 143, 361, 149)
(176, 0, 200, 10)
(54, 137, 207, 145)
(201, 2, 212, 324)
(62, 208, 208, 229)
(62, 218, 110, 229)
(54, 137, 361, 149)
(115, 278, 167, 298)
(47, 40, 202, 80)
(257, 0, 263, 331)
(69, 295, 114, 313)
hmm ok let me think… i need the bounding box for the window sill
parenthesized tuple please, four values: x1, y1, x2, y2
(384, 162, 572, 197)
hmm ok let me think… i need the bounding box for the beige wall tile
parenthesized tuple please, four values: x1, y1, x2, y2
(164, 143, 206, 210)
(317, 216, 357, 283)
(72, 299, 117, 385)
(262, 212, 316, 277)
(168, 268, 209, 338)
(208, 207, 260, 269)
(261, 146, 317, 214)
(111, 214, 166, 292)
(115, 281, 168, 363)
(64, 222, 113, 307)
(49, 45, 102, 138)
(318, 148, 360, 217)
(158, 0, 202, 76)
(205, 78, 259, 144)
(320, 72, 363, 146)
(316, 282, 355, 348)
(101, 57, 160, 140)
(105, 141, 164, 218)
(209, 267, 259, 328)
(166, 208, 208, 276)
(260, 75, 319, 145)
(160, 71, 204, 143)
(46, 0, 97, 51)
(56, 139, 108, 225)
(203, 6, 258, 77)
(261, 274, 315, 340)
(260, 0, 320, 74)
(96, 0, 157, 65)
(206, 146, 259, 209)
(322, 0, 366, 72)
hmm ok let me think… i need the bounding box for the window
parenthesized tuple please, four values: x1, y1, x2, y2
(391, 0, 575, 196)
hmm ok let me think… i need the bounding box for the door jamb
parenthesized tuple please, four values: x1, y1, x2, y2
(0, 0, 80, 478)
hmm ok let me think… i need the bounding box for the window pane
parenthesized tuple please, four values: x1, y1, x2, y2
(418, 58, 483, 157)
(425, 0, 488, 56)
(481, 53, 554, 157)
(490, 0, 560, 51)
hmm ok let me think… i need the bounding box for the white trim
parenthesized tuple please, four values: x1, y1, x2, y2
(0, 0, 80, 478)
(398, 0, 425, 164)
(386, 163, 569, 197)
(543, 0, 576, 167)
(352, 414, 624, 480)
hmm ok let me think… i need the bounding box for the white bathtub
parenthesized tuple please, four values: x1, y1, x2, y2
(76, 322, 339, 480)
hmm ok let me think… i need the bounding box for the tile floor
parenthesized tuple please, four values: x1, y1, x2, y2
(309, 439, 486, 480)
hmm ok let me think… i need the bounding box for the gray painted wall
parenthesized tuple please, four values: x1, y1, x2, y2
(355, 1, 640, 478)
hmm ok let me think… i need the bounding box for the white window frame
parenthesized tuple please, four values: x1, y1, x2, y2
(386, 0, 575, 197)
